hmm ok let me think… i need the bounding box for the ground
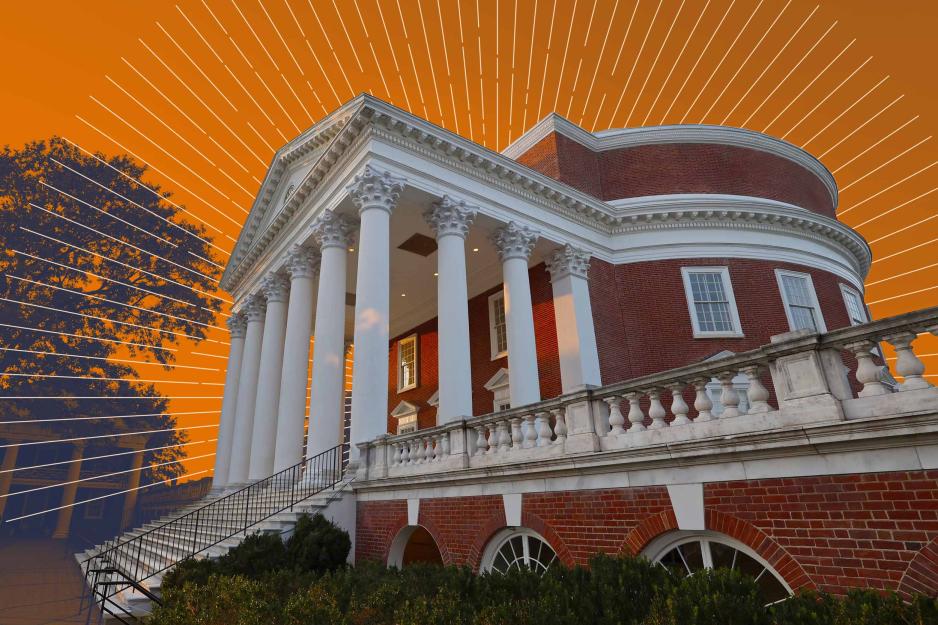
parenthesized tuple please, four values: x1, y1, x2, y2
(0, 538, 92, 624)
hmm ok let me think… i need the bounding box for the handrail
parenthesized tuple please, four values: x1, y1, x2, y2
(80, 443, 347, 618)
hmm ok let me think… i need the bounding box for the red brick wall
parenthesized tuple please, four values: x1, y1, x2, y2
(355, 471, 938, 596)
(515, 131, 835, 217)
(589, 257, 856, 383)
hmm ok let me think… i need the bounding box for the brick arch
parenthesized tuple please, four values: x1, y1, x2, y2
(383, 516, 453, 567)
(466, 508, 574, 572)
(620, 509, 679, 556)
(414, 512, 454, 566)
(898, 537, 938, 599)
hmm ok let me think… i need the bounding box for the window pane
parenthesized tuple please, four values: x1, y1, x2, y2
(689, 272, 734, 332)
(790, 305, 817, 331)
(493, 296, 508, 354)
(844, 290, 866, 325)
(781, 274, 813, 307)
(399, 339, 416, 387)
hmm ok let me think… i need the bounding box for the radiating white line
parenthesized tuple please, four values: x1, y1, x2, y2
(866, 261, 938, 287)
(0, 346, 218, 371)
(626, 0, 686, 126)
(536, 0, 559, 126)
(280, 72, 315, 122)
(191, 351, 228, 360)
(781, 56, 873, 139)
(840, 162, 938, 216)
(552, 0, 579, 115)
(455, 0, 473, 138)
(120, 57, 207, 133)
(357, 0, 393, 102)
(0, 322, 176, 353)
(415, 0, 444, 123)
(833, 116, 918, 175)
(306, 0, 356, 98)
(868, 284, 938, 306)
(230, 0, 281, 71)
(641, 0, 708, 126)
(872, 235, 938, 264)
(4, 469, 210, 523)
(719, 4, 816, 125)
(741, 21, 838, 128)
(157, 22, 239, 111)
(803, 76, 890, 148)
(0, 436, 217, 471)
(579, 0, 620, 125)
(1, 396, 222, 400)
(680, 0, 765, 124)
(258, 0, 304, 75)
(0, 424, 218, 449)
(818, 94, 903, 159)
(839, 136, 931, 192)
(374, 0, 412, 111)
(2, 372, 223, 386)
(608, 0, 663, 128)
(852, 186, 938, 229)
(761, 37, 855, 132)
(507, 0, 520, 141)
(251, 67, 303, 133)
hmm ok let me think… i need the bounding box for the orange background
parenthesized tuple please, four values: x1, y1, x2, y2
(1, 0, 936, 478)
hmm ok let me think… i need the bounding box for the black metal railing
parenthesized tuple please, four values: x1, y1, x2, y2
(80, 443, 347, 622)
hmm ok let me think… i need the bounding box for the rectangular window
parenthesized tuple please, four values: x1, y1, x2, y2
(489, 292, 508, 359)
(776, 270, 827, 333)
(397, 413, 418, 435)
(840, 284, 868, 326)
(397, 335, 418, 392)
(680, 267, 743, 337)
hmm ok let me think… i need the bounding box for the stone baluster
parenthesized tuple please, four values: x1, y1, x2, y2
(400, 441, 411, 464)
(647, 389, 668, 429)
(885, 332, 932, 391)
(625, 392, 646, 432)
(741, 366, 772, 413)
(552, 408, 568, 444)
(605, 396, 626, 435)
(718, 372, 741, 418)
(496, 421, 512, 452)
(426, 437, 437, 462)
(486, 424, 498, 455)
(510, 418, 523, 448)
(411, 439, 423, 464)
(522, 414, 538, 448)
(847, 341, 889, 397)
(474, 425, 487, 456)
(440, 432, 451, 457)
(390, 443, 399, 466)
(692, 378, 713, 422)
(535, 412, 554, 446)
(668, 383, 691, 426)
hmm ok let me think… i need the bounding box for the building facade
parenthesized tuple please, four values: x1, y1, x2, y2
(210, 95, 938, 598)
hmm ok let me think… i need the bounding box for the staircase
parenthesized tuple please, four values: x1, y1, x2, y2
(77, 444, 349, 624)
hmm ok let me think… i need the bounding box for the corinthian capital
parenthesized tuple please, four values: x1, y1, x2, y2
(490, 221, 539, 262)
(286, 244, 321, 279)
(346, 164, 406, 215)
(423, 195, 477, 240)
(309, 211, 357, 250)
(261, 272, 290, 303)
(545, 245, 591, 281)
(243, 293, 267, 322)
(226, 312, 248, 339)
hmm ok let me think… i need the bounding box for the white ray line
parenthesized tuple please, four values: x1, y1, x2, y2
(476, 0, 486, 141)
(0, 322, 176, 353)
(416, 0, 444, 123)
(840, 162, 938, 216)
(833, 116, 920, 175)
(4, 470, 210, 523)
(1, 396, 221, 400)
(75, 115, 242, 244)
(852, 186, 938, 230)
(374, 0, 411, 111)
(30, 202, 217, 284)
(507, 0, 519, 141)
(258, 0, 304, 75)
(1, 452, 217, 499)
(866, 261, 938, 287)
(191, 350, 228, 360)
(680, 0, 765, 124)
(230, 0, 280, 71)
(6, 273, 224, 333)
(564, 58, 585, 122)
(247, 120, 278, 153)
(1, 372, 223, 386)
(20, 226, 231, 305)
(223, 59, 286, 137)
(608, 0, 663, 128)
(659, 0, 735, 124)
(0, 424, 218, 449)
(741, 21, 838, 128)
(57, 139, 231, 252)
(495, 0, 500, 145)
(817, 94, 903, 159)
(307, 0, 356, 98)
(456, 0, 473, 138)
(0, 347, 219, 372)
(699, 0, 791, 123)
(280, 72, 314, 121)
(551, 0, 578, 115)
(839, 136, 931, 192)
(868, 284, 938, 306)
(11, 249, 199, 310)
(536, 0, 559, 126)
(251, 67, 303, 132)
(39, 179, 175, 248)
(330, 0, 364, 72)
(0, 436, 217, 470)
(190, 250, 224, 271)
(578, 0, 619, 125)
(781, 56, 873, 139)
(356, 0, 392, 101)
(626, 0, 686, 126)
(156, 22, 239, 111)
(120, 57, 206, 134)
(719, 4, 816, 125)
(872, 235, 938, 264)
(760, 37, 854, 132)
(802, 76, 889, 148)
(591, 0, 639, 130)
(641, 0, 708, 126)
(175, 5, 223, 63)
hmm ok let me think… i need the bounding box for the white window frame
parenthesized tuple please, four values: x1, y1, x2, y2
(680, 266, 744, 338)
(488, 291, 508, 360)
(775, 269, 827, 333)
(480, 528, 558, 574)
(839, 284, 869, 326)
(396, 334, 418, 393)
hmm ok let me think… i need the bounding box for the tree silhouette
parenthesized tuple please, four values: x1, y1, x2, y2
(0, 137, 223, 484)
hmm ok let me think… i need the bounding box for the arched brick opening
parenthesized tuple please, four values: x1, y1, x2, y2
(898, 537, 938, 599)
(467, 508, 573, 572)
(620, 510, 679, 556)
(415, 513, 454, 566)
(383, 514, 453, 567)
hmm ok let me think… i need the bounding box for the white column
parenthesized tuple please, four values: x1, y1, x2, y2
(52, 442, 84, 539)
(211, 312, 246, 491)
(248, 273, 290, 481)
(226, 294, 266, 486)
(424, 195, 476, 423)
(306, 212, 357, 459)
(348, 165, 405, 464)
(273, 245, 320, 473)
(491, 222, 541, 407)
(546, 245, 602, 393)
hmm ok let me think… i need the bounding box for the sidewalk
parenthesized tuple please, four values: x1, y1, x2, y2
(0, 538, 93, 625)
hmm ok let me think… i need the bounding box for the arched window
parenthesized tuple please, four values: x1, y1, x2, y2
(481, 528, 557, 574)
(644, 530, 791, 604)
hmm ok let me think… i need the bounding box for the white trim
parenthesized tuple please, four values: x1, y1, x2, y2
(480, 527, 557, 574)
(666, 484, 705, 530)
(396, 334, 418, 393)
(407, 498, 420, 526)
(775, 269, 827, 333)
(503, 493, 522, 527)
(839, 283, 869, 326)
(680, 266, 744, 338)
(488, 291, 508, 360)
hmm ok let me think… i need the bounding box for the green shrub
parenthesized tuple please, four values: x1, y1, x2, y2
(646, 568, 770, 625)
(218, 531, 288, 578)
(769, 589, 938, 625)
(286, 512, 351, 574)
(160, 557, 217, 592)
(152, 574, 282, 625)
(283, 582, 348, 625)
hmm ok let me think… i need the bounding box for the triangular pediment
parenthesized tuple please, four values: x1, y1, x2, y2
(484, 368, 510, 391)
(390, 401, 420, 418)
(427, 390, 439, 407)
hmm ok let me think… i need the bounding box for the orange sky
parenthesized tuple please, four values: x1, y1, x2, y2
(1, 0, 936, 478)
